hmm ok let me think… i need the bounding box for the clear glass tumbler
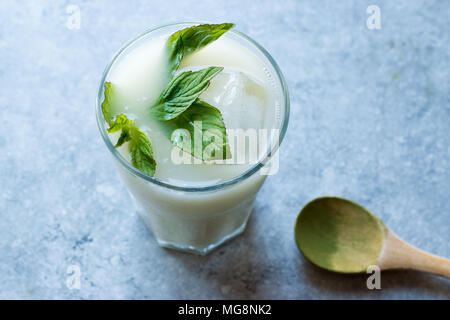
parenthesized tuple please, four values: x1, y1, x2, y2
(96, 23, 290, 255)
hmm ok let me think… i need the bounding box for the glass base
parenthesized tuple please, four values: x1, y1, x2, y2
(155, 220, 248, 255)
(129, 190, 256, 255)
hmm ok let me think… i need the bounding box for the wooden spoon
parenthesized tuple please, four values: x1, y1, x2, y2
(294, 197, 450, 277)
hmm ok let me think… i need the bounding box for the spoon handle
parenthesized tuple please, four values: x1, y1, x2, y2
(378, 231, 450, 278)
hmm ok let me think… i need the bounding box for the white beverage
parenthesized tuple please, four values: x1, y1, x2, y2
(99, 24, 287, 254)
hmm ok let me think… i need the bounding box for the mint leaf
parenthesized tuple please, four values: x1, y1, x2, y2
(104, 111, 156, 176)
(166, 23, 234, 74)
(115, 126, 132, 148)
(169, 23, 234, 56)
(107, 114, 132, 133)
(150, 66, 223, 121)
(101, 82, 114, 122)
(129, 127, 156, 176)
(166, 35, 184, 76)
(107, 114, 133, 148)
(169, 99, 230, 160)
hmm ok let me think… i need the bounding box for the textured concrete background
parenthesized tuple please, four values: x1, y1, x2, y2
(1, 0, 449, 299)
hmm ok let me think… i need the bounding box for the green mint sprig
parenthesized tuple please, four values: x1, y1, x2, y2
(150, 66, 230, 161)
(151, 23, 234, 161)
(101, 23, 234, 176)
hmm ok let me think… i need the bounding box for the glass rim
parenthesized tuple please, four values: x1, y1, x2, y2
(95, 22, 290, 192)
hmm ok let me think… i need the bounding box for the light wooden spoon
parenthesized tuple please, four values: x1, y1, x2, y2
(294, 197, 450, 277)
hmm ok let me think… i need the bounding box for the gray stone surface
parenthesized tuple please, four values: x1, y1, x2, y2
(0, 0, 449, 299)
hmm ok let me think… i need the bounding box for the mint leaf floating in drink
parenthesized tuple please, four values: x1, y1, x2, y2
(107, 114, 133, 148)
(101, 82, 114, 122)
(129, 127, 156, 177)
(170, 100, 230, 160)
(110, 114, 156, 176)
(166, 35, 184, 76)
(107, 114, 131, 133)
(150, 66, 223, 121)
(166, 23, 234, 74)
(169, 23, 234, 56)
(101, 84, 157, 177)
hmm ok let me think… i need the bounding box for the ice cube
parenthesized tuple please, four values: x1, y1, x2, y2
(200, 69, 267, 131)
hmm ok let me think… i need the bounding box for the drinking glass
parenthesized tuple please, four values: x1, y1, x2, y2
(96, 23, 290, 254)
